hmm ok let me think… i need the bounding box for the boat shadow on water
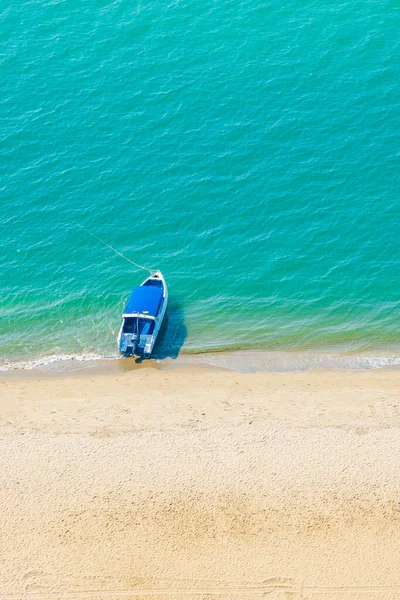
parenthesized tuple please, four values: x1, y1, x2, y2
(136, 297, 187, 362)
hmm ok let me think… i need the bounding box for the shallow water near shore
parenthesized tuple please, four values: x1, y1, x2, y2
(1, 0, 399, 368)
(2, 349, 400, 376)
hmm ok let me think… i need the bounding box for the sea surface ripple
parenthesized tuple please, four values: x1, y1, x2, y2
(1, 0, 399, 369)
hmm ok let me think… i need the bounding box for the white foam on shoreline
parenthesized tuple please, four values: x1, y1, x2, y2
(0, 352, 119, 373)
(172, 350, 400, 373)
(1, 349, 400, 373)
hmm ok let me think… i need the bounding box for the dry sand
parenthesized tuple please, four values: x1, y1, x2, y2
(1, 365, 400, 599)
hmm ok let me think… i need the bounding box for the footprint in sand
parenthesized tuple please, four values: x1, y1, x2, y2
(262, 577, 294, 587)
(261, 577, 297, 598)
(23, 569, 49, 592)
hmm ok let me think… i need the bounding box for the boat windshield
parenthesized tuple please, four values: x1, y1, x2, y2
(123, 317, 155, 336)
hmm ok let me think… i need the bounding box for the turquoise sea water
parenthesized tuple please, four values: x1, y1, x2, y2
(1, 0, 399, 369)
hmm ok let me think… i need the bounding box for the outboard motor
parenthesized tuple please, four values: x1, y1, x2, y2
(125, 334, 138, 355)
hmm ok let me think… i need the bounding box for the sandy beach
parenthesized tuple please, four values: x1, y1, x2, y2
(1, 364, 400, 599)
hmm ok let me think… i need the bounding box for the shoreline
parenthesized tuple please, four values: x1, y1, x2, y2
(1, 346, 400, 376)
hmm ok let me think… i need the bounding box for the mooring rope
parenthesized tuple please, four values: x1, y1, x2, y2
(77, 224, 153, 272)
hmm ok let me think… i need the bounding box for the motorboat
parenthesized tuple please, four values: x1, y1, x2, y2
(118, 270, 168, 357)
